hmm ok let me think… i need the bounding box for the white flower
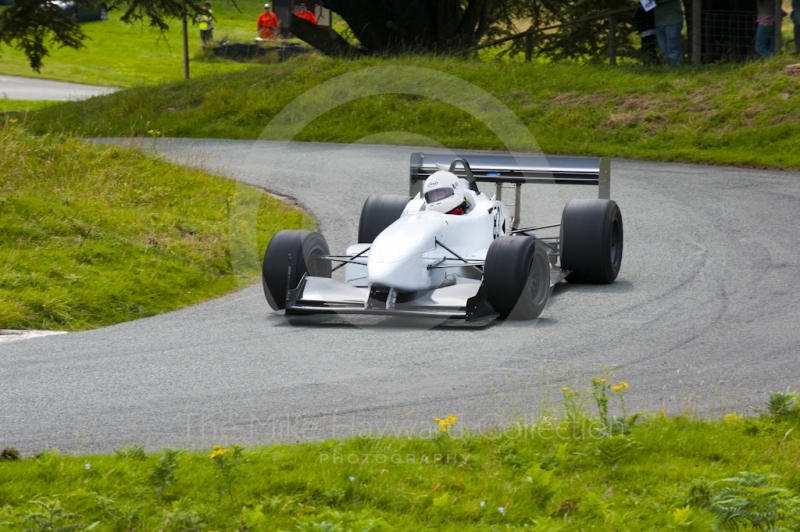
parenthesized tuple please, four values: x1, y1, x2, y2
(498, 507, 505, 514)
(85, 463, 91, 470)
(349, 476, 355, 482)
(480, 501, 485, 507)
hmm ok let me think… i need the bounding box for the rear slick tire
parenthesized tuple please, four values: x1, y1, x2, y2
(484, 236, 552, 320)
(358, 194, 410, 243)
(560, 199, 623, 284)
(262, 230, 331, 310)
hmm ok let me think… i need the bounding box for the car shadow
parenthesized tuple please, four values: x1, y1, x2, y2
(266, 278, 631, 330)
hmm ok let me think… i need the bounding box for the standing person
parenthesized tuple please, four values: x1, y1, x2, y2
(197, 2, 214, 44)
(635, 6, 659, 65)
(295, 3, 317, 24)
(654, 0, 684, 67)
(257, 3, 279, 40)
(755, 0, 787, 58)
(792, 0, 800, 54)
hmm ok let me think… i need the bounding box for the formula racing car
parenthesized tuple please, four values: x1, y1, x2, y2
(261, 153, 623, 321)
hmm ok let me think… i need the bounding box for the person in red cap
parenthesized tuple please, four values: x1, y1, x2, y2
(257, 3, 279, 39)
(295, 3, 317, 24)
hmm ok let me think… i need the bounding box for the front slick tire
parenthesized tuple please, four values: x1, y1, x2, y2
(484, 236, 552, 320)
(560, 199, 623, 284)
(262, 230, 331, 310)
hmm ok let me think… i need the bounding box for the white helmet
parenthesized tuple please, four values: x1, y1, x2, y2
(423, 171, 465, 214)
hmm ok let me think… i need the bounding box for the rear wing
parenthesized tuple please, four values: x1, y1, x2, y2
(409, 153, 610, 200)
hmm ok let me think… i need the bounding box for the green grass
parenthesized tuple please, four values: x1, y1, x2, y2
(0, 0, 271, 87)
(0, 0, 351, 87)
(0, 123, 310, 331)
(23, 53, 800, 169)
(0, 100, 61, 113)
(2, 388, 800, 531)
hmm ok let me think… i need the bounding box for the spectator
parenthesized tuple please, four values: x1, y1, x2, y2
(257, 3, 280, 40)
(654, 0, 684, 67)
(197, 2, 213, 44)
(635, 7, 659, 65)
(755, 0, 787, 58)
(792, 0, 800, 54)
(295, 3, 317, 25)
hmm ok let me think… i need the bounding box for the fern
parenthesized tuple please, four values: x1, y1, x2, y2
(595, 436, 641, 466)
(525, 463, 558, 509)
(114, 444, 147, 461)
(21, 497, 97, 532)
(295, 509, 391, 532)
(767, 392, 800, 422)
(709, 472, 800, 531)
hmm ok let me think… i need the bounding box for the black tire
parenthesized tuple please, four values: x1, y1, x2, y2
(484, 236, 552, 320)
(560, 199, 623, 284)
(262, 230, 331, 310)
(358, 194, 410, 243)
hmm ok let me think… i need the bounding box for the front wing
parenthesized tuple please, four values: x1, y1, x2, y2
(282, 270, 569, 321)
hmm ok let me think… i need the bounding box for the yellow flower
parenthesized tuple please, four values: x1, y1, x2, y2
(210, 445, 229, 459)
(600, 378, 607, 384)
(433, 415, 459, 432)
(561, 387, 570, 393)
(9, 118, 19, 123)
(612, 382, 628, 392)
(723, 412, 743, 424)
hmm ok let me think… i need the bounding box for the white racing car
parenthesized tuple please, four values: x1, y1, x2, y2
(261, 153, 623, 321)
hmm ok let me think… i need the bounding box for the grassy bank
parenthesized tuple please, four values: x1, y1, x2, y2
(0, 124, 310, 331)
(0, 100, 61, 113)
(24, 54, 800, 169)
(0, 0, 267, 87)
(2, 387, 800, 530)
(0, 0, 353, 87)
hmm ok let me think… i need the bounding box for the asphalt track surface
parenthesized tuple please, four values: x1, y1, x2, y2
(0, 75, 116, 101)
(3, 138, 800, 454)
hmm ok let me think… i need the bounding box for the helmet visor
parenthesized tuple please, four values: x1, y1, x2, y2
(425, 187, 454, 204)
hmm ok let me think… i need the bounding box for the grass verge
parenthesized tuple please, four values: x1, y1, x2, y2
(0, 0, 351, 87)
(0, 123, 310, 331)
(0, 1, 264, 87)
(0, 100, 61, 113)
(2, 386, 800, 530)
(23, 54, 800, 169)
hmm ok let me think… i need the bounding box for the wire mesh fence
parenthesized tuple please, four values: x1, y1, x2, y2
(478, 4, 793, 65)
(691, 10, 758, 63)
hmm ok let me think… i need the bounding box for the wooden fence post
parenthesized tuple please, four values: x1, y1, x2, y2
(691, 0, 702, 65)
(525, 32, 533, 62)
(775, 0, 782, 54)
(181, 0, 190, 80)
(608, 14, 617, 65)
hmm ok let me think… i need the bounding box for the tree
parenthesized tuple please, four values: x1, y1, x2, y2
(0, 0, 210, 72)
(307, 0, 638, 62)
(523, 0, 638, 62)
(316, 0, 520, 54)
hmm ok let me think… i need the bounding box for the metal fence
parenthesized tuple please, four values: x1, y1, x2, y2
(475, 1, 787, 65)
(692, 10, 758, 63)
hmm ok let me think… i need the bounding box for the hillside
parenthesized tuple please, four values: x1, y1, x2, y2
(23, 55, 800, 169)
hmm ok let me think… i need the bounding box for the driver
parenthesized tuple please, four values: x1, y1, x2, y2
(423, 171, 470, 215)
